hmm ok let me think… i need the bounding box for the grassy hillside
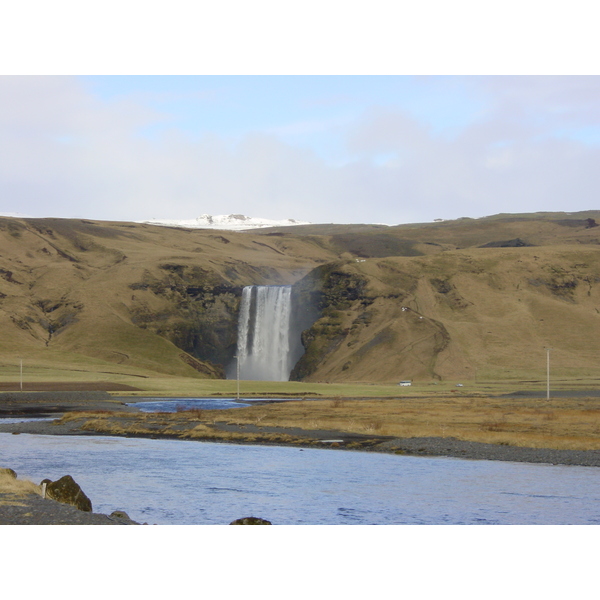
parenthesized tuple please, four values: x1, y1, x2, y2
(291, 244, 600, 383)
(1, 211, 599, 387)
(0, 217, 337, 381)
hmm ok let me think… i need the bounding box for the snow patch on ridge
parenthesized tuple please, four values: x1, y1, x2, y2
(141, 214, 312, 231)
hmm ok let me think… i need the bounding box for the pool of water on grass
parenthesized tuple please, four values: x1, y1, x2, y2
(128, 397, 253, 412)
(127, 397, 303, 412)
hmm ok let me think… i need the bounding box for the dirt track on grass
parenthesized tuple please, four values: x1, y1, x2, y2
(0, 391, 138, 417)
(0, 382, 142, 392)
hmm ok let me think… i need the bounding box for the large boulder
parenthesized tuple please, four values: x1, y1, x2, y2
(229, 516, 272, 525)
(41, 475, 92, 512)
(109, 510, 131, 520)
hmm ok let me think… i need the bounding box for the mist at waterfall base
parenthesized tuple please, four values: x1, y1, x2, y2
(227, 285, 306, 382)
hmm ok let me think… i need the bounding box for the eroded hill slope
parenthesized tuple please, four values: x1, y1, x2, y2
(0, 217, 337, 378)
(1, 212, 600, 383)
(291, 245, 600, 382)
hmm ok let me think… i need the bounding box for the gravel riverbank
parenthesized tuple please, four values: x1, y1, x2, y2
(2, 391, 600, 468)
(3, 413, 600, 468)
(375, 437, 600, 467)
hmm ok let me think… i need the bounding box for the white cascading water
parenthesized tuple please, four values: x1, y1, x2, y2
(235, 285, 294, 381)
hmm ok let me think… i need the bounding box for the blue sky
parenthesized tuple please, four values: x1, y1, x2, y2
(2, 75, 600, 225)
(80, 76, 485, 150)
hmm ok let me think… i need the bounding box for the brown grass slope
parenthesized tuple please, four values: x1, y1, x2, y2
(1, 211, 600, 384)
(293, 243, 600, 383)
(0, 217, 338, 379)
(266, 210, 600, 250)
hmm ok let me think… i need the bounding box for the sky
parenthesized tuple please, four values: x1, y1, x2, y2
(1, 74, 599, 225)
(1, 0, 598, 227)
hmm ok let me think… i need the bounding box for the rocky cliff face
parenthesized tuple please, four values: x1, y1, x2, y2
(127, 266, 243, 377)
(290, 263, 371, 380)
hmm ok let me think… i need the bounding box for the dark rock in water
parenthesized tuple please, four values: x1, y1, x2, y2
(0, 468, 17, 478)
(110, 510, 131, 520)
(229, 516, 272, 525)
(42, 475, 93, 512)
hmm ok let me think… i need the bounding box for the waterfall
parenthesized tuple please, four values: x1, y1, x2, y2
(234, 285, 294, 381)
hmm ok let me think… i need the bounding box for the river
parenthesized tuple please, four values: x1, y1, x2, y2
(2, 432, 599, 525)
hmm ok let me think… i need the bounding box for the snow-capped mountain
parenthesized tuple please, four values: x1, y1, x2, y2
(141, 214, 312, 231)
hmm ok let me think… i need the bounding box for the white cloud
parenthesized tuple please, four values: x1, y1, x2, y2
(1, 76, 599, 226)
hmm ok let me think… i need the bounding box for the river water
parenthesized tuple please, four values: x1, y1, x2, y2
(2, 432, 600, 525)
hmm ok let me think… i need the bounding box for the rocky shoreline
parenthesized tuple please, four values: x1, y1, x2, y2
(0, 492, 140, 525)
(0, 467, 139, 525)
(375, 437, 600, 467)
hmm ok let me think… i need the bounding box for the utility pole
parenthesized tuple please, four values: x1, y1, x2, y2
(236, 354, 240, 401)
(546, 348, 552, 400)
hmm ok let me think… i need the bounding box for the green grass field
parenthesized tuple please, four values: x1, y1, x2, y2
(1, 355, 599, 398)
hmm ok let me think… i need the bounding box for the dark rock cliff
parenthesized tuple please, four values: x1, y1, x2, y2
(290, 262, 370, 380)
(128, 266, 244, 377)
